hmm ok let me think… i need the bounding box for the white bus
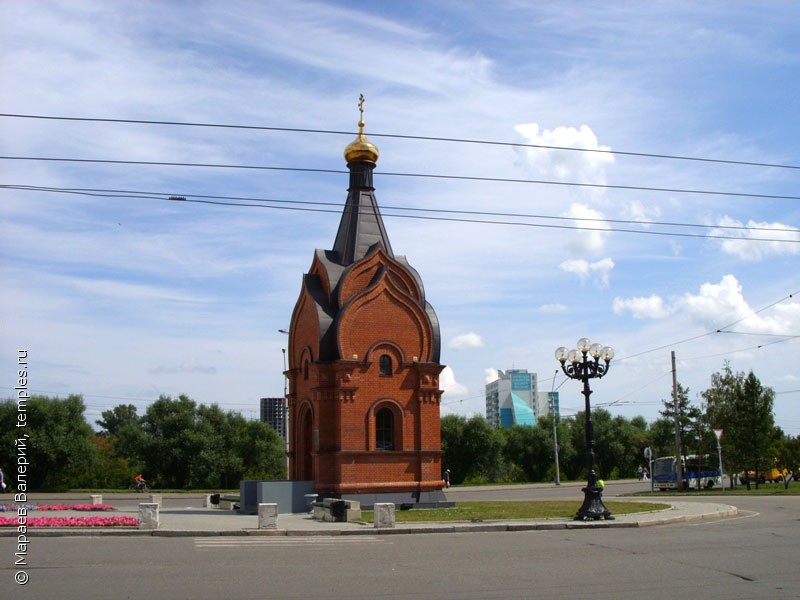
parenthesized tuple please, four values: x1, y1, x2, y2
(652, 454, 722, 491)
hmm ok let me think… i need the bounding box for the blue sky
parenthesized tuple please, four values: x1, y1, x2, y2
(2, 1, 799, 435)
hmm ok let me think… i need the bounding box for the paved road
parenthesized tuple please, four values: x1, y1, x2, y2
(3, 485, 798, 599)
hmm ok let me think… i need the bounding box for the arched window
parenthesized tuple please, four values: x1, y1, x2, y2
(379, 354, 393, 376)
(303, 360, 309, 380)
(376, 407, 394, 450)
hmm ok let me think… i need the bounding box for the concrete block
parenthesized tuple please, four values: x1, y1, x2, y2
(258, 503, 279, 529)
(148, 494, 162, 508)
(374, 503, 395, 529)
(345, 509, 362, 521)
(90, 494, 103, 505)
(138, 503, 159, 530)
(203, 494, 213, 508)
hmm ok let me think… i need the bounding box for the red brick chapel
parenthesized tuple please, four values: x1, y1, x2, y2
(284, 100, 447, 506)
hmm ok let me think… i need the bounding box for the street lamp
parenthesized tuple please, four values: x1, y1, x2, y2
(555, 338, 615, 521)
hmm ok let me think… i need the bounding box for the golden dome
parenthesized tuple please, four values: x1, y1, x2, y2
(344, 94, 379, 164)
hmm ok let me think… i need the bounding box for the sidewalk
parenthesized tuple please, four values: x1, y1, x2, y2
(1, 498, 738, 538)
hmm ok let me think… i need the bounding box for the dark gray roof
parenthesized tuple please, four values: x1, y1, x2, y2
(331, 162, 393, 266)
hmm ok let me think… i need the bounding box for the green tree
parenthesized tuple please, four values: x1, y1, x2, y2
(0, 395, 97, 490)
(502, 425, 552, 482)
(134, 395, 286, 489)
(772, 433, 800, 489)
(96, 403, 144, 477)
(138, 395, 199, 488)
(702, 363, 776, 489)
(80, 434, 138, 489)
(660, 382, 703, 454)
(538, 412, 577, 483)
(187, 405, 286, 488)
(441, 414, 505, 484)
(647, 417, 678, 458)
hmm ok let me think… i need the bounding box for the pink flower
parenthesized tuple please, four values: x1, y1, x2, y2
(2, 503, 116, 511)
(35, 504, 116, 511)
(0, 516, 139, 527)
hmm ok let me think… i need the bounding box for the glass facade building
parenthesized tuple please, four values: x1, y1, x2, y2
(485, 370, 559, 428)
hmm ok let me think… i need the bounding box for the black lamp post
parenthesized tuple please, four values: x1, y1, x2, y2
(555, 338, 615, 521)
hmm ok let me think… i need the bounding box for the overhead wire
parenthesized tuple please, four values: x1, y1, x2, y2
(3, 114, 799, 423)
(615, 290, 799, 363)
(6, 184, 797, 233)
(3, 155, 800, 202)
(2, 184, 799, 244)
(2, 112, 799, 170)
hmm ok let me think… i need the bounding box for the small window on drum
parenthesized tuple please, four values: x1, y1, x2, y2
(376, 407, 394, 450)
(303, 360, 309, 380)
(379, 354, 392, 376)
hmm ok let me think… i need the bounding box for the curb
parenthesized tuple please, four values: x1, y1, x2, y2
(2, 506, 738, 538)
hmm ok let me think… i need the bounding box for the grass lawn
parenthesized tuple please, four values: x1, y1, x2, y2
(636, 483, 800, 496)
(360, 500, 668, 523)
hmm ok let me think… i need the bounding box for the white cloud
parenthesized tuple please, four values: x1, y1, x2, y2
(712, 216, 800, 261)
(514, 122, 614, 184)
(538, 303, 568, 314)
(677, 274, 750, 326)
(613, 295, 673, 319)
(2, 2, 798, 435)
(448, 332, 485, 350)
(484, 368, 499, 384)
(559, 257, 615, 288)
(613, 275, 800, 334)
(560, 259, 590, 277)
(150, 360, 218, 375)
(622, 199, 662, 227)
(562, 202, 610, 255)
(674, 274, 800, 335)
(440, 366, 468, 396)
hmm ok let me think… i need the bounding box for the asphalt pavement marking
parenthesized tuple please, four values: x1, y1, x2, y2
(194, 536, 387, 549)
(686, 509, 759, 526)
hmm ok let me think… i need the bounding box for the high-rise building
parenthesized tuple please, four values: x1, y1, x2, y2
(260, 397, 287, 440)
(486, 370, 558, 428)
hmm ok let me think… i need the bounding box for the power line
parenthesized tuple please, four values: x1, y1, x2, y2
(3, 155, 799, 202)
(2, 112, 798, 171)
(4, 184, 799, 244)
(6, 184, 799, 233)
(617, 291, 799, 362)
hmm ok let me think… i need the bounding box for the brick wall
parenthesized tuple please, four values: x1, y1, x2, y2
(287, 247, 444, 494)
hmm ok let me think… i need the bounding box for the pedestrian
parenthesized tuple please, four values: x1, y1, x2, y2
(0, 466, 6, 493)
(637, 465, 643, 480)
(443, 468, 451, 488)
(642, 467, 649, 481)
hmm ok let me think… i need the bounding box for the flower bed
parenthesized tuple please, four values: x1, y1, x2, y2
(1, 515, 139, 528)
(1, 504, 115, 512)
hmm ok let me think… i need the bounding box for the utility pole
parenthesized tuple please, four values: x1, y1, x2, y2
(282, 346, 289, 480)
(551, 370, 560, 485)
(671, 351, 684, 491)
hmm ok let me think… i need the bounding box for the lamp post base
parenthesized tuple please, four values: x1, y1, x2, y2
(574, 486, 614, 521)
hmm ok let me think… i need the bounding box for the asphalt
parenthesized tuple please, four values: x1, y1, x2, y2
(1, 493, 739, 538)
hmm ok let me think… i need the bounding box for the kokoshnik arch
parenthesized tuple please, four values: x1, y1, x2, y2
(284, 97, 447, 506)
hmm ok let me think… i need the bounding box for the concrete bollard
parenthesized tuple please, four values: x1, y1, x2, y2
(90, 494, 103, 505)
(148, 494, 162, 508)
(138, 503, 160, 530)
(373, 503, 395, 529)
(305, 493, 318, 513)
(258, 503, 279, 529)
(203, 494, 213, 508)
